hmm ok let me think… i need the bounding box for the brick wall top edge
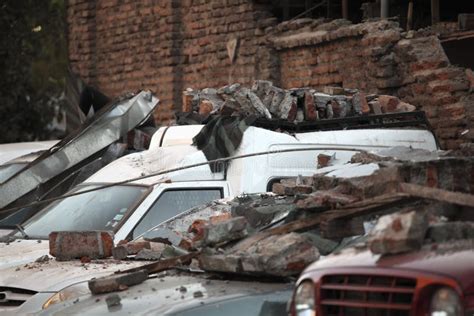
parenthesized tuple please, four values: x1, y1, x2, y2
(270, 19, 401, 50)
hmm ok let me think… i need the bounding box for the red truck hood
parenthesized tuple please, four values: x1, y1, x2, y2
(304, 239, 474, 294)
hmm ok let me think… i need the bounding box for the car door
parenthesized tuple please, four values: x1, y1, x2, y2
(116, 181, 230, 241)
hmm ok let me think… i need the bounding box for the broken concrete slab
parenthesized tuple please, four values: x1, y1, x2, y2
(198, 233, 320, 277)
(49, 231, 114, 260)
(231, 194, 296, 228)
(88, 269, 148, 295)
(193, 216, 249, 247)
(134, 248, 162, 261)
(368, 209, 429, 255)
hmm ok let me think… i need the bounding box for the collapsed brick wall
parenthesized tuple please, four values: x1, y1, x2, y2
(67, 1, 473, 149)
(272, 19, 473, 149)
(67, 0, 278, 122)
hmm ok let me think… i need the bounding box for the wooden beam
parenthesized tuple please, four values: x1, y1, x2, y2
(400, 183, 474, 207)
(116, 252, 199, 275)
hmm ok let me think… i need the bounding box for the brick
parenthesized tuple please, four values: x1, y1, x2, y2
(377, 95, 400, 113)
(368, 210, 429, 255)
(272, 182, 313, 196)
(303, 91, 317, 121)
(49, 231, 114, 260)
(182, 89, 194, 112)
(317, 153, 335, 168)
(352, 92, 370, 115)
(396, 101, 416, 112)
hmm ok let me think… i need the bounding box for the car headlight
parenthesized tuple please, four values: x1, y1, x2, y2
(430, 287, 462, 316)
(42, 282, 90, 310)
(294, 281, 316, 316)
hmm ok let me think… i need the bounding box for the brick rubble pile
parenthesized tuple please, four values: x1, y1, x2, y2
(46, 147, 474, 293)
(182, 80, 416, 122)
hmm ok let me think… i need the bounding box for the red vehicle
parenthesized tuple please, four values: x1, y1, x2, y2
(290, 240, 474, 316)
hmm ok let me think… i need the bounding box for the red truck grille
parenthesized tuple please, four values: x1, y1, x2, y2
(319, 274, 417, 316)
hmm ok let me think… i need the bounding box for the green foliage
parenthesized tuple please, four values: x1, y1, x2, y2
(0, 0, 67, 143)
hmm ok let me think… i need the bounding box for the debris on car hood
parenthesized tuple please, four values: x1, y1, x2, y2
(38, 270, 293, 316)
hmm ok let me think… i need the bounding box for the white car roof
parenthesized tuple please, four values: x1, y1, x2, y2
(84, 125, 437, 190)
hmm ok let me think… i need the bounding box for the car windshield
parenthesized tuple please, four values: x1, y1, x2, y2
(0, 163, 27, 184)
(18, 184, 148, 239)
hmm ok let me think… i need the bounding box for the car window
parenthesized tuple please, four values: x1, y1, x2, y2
(132, 188, 222, 239)
(20, 185, 148, 239)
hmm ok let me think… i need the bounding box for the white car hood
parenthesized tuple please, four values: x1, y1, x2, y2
(0, 239, 150, 292)
(0, 239, 50, 269)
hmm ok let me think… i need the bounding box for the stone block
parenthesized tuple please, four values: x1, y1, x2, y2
(193, 216, 249, 247)
(368, 210, 429, 255)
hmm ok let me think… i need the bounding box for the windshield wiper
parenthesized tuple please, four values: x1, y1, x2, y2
(15, 224, 29, 239)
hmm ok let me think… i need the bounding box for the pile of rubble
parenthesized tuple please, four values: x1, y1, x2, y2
(46, 148, 474, 294)
(182, 81, 416, 122)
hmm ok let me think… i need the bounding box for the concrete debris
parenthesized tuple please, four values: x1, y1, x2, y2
(198, 233, 320, 277)
(368, 210, 429, 255)
(301, 232, 340, 255)
(296, 191, 360, 210)
(426, 222, 474, 243)
(142, 227, 192, 250)
(193, 216, 250, 247)
(35, 255, 50, 263)
(112, 241, 151, 260)
(49, 231, 114, 260)
(231, 194, 296, 228)
(182, 80, 416, 122)
(105, 294, 122, 309)
(77, 153, 473, 284)
(134, 248, 162, 261)
(89, 269, 149, 294)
